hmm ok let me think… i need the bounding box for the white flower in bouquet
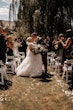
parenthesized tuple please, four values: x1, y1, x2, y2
(32, 44, 47, 54)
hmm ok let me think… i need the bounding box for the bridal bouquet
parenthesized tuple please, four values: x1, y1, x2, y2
(32, 44, 47, 54)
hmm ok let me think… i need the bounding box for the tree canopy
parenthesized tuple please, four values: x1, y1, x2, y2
(9, 0, 73, 37)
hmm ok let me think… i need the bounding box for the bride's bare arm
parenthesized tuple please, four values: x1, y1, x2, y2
(29, 44, 34, 52)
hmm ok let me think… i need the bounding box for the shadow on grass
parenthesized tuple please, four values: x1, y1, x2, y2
(39, 78, 52, 82)
(21, 72, 54, 83)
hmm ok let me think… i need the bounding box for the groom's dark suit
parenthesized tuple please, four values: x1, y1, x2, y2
(37, 38, 48, 74)
(41, 51, 47, 74)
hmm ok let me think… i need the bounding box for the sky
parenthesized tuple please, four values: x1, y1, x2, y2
(0, 0, 12, 21)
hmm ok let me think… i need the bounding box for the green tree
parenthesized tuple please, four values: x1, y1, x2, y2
(9, 0, 73, 37)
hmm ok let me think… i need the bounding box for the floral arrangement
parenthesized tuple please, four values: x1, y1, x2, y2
(32, 44, 48, 54)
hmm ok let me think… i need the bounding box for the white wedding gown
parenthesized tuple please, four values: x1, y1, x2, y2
(16, 42, 42, 77)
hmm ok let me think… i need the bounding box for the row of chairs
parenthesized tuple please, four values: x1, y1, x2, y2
(54, 58, 73, 84)
(0, 60, 8, 85)
(47, 52, 56, 67)
(6, 52, 25, 74)
(0, 52, 25, 85)
(62, 60, 73, 83)
(47, 52, 73, 84)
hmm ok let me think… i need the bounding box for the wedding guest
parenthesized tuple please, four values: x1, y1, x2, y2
(20, 38, 27, 56)
(18, 36, 27, 56)
(46, 36, 52, 51)
(6, 36, 14, 56)
(57, 33, 65, 64)
(0, 34, 12, 90)
(0, 34, 7, 64)
(13, 38, 20, 56)
(52, 34, 59, 53)
(60, 29, 72, 63)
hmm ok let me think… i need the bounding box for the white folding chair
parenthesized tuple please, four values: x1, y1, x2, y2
(55, 57, 62, 74)
(0, 60, 8, 85)
(5, 56, 15, 74)
(50, 53, 56, 68)
(19, 52, 25, 63)
(14, 54, 21, 69)
(47, 52, 55, 66)
(62, 59, 73, 83)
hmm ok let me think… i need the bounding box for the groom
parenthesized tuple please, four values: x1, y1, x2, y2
(32, 33, 48, 75)
(41, 50, 47, 74)
(37, 37, 48, 74)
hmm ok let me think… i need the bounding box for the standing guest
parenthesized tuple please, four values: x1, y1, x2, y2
(52, 34, 59, 53)
(46, 36, 52, 51)
(13, 38, 20, 56)
(6, 36, 14, 56)
(20, 38, 27, 56)
(56, 33, 65, 64)
(60, 29, 72, 63)
(0, 34, 7, 64)
(59, 29, 73, 90)
(0, 34, 12, 89)
(54, 33, 65, 75)
(18, 37, 27, 57)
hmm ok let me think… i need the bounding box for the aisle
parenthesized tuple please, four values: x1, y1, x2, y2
(0, 68, 73, 110)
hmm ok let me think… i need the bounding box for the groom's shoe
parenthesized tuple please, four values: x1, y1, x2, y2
(45, 73, 51, 78)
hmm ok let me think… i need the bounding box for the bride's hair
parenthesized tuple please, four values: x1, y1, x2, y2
(31, 32, 37, 37)
(27, 37, 32, 42)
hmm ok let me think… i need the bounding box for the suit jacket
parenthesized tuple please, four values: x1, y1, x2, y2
(0, 34, 7, 63)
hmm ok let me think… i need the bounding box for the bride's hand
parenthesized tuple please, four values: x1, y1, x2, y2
(29, 44, 33, 51)
(29, 44, 36, 54)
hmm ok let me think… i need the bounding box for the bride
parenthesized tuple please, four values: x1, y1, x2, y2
(16, 32, 42, 77)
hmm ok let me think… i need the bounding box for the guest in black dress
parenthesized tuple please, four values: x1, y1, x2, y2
(60, 29, 72, 63)
(20, 39, 27, 56)
(18, 37, 27, 57)
(60, 29, 73, 90)
(0, 34, 7, 64)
